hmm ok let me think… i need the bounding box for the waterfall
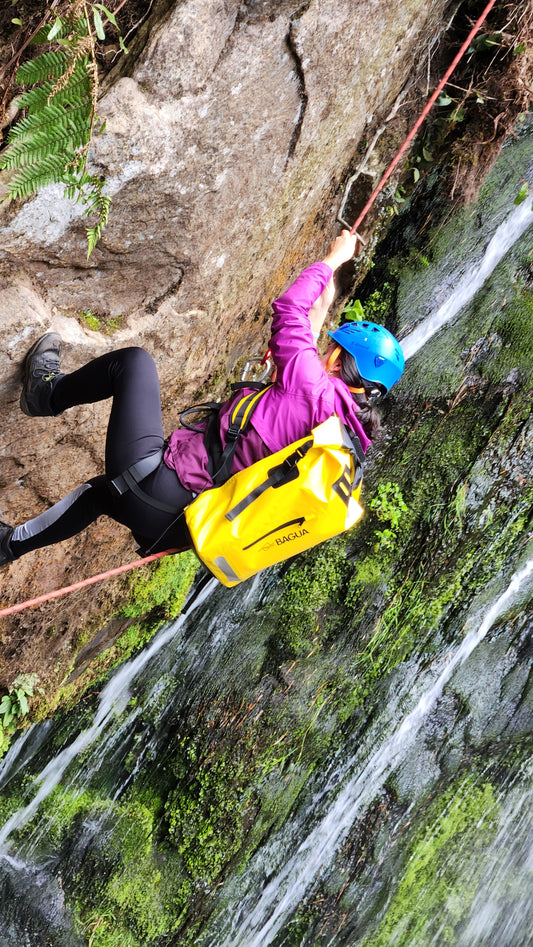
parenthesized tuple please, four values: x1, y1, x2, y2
(454, 769, 533, 947)
(1, 126, 532, 947)
(400, 196, 533, 360)
(210, 557, 533, 947)
(0, 576, 217, 852)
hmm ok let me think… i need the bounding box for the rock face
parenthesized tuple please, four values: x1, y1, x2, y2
(0, 0, 448, 680)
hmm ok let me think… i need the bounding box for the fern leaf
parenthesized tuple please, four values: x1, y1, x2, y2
(4, 10, 114, 257)
(16, 69, 91, 112)
(1, 129, 88, 170)
(79, 176, 111, 258)
(7, 103, 73, 141)
(6, 153, 74, 199)
(10, 96, 92, 135)
(16, 51, 69, 85)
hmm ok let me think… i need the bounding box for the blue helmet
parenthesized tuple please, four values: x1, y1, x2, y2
(328, 320, 405, 393)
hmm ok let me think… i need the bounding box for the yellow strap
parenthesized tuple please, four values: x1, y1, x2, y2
(230, 385, 272, 429)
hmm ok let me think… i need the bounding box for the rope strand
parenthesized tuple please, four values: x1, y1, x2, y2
(0, 549, 181, 619)
(350, 0, 498, 235)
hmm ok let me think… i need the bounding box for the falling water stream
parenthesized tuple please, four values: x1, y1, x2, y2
(400, 196, 533, 360)
(0, 577, 218, 850)
(207, 558, 533, 947)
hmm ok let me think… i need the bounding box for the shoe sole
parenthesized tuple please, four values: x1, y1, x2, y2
(20, 332, 63, 416)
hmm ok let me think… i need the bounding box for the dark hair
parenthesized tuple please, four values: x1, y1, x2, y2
(339, 347, 383, 441)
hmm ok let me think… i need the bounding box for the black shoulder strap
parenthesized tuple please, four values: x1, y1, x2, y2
(179, 401, 221, 433)
(346, 429, 365, 467)
(211, 385, 272, 487)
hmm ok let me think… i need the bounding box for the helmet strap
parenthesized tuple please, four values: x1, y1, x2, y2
(326, 346, 342, 374)
(327, 345, 366, 395)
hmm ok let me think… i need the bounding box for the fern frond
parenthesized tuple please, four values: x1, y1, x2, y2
(1, 128, 91, 170)
(16, 51, 69, 85)
(5, 101, 92, 150)
(6, 153, 77, 199)
(2, 6, 120, 256)
(16, 67, 91, 113)
(86, 204, 111, 257)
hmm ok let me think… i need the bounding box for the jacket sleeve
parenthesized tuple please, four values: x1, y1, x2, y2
(269, 261, 333, 393)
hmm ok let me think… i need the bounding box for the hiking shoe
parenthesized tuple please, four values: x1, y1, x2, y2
(20, 332, 64, 417)
(0, 517, 14, 567)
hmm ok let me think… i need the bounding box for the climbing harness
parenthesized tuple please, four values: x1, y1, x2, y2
(109, 448, 180, 515)
(1, 0, 500, 616)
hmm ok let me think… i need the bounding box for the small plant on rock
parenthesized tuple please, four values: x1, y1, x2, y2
(0, 2, 128, 256)
(370, 481, 408, 551)
(0, 673, 39, 755)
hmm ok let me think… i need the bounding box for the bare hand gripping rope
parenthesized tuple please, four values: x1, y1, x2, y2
(0, 0, 499, 618)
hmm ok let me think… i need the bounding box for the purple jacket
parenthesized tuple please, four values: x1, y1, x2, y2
(164, 262, 371, 492)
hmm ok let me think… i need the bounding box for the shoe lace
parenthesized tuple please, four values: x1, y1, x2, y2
(31, 359, 60, 380)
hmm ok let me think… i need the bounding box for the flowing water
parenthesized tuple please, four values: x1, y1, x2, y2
(400, 196, 533, 360)
(1, 128, 532, 945)
(203, 559, 533, 946)
(0, 577, 218, 851)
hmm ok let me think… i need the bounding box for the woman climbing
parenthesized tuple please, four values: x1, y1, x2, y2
(0, 230, 404, 569)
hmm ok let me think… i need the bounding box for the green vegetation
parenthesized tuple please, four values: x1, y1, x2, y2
(0, 2, 128, 256)
(340, 283, 394, 324)
(78, 309, 124, 334)
(273, 537, 350, 655)
(122, 549, 199, 622)
(491, 287, 533, 375)
(340, 297, 364, 321)
(0, 673, 39, 757)
(369, 480, 408, 551)
(165, 735, 257, 882)
(362, 779, 499, 947)
(35, 788, 186, 946)
(27, 551, 199, 729)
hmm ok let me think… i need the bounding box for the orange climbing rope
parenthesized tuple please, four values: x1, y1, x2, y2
(0, 549, 181, 619)
(1, 0, 499, 619)
(349, 0, 499, 235)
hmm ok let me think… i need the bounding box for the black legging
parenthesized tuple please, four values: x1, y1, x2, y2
(10, 347, 193, 559)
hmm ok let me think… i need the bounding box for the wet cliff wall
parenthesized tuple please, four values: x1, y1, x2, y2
(0, 118, 531, 945)
(0, 0, 454, 687)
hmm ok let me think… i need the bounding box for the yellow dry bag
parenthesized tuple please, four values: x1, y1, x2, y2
(185, 411, 365, 587)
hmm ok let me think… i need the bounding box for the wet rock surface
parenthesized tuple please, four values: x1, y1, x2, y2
(0, 0, 450, 687)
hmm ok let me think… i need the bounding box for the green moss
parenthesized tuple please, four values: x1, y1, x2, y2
(34, 785, 100, 850)
(32, 790, 191, 946)
(102, 802, 182, 941)
(0, 786, 26, 825)
(122, 549, 199, 621)
(273, 537, 350, 655)
(363, 779, 498, 946)
(489, 287, 533, 377)
(165, 737, 254, 882)
(61, 551, 198, 695)
(78, 310, 125, 334)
